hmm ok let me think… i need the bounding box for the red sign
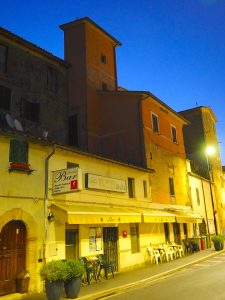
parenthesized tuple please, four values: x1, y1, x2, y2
(70, 180, 78, 190)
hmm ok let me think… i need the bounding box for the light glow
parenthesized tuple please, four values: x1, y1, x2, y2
(206, 146, 216, 156)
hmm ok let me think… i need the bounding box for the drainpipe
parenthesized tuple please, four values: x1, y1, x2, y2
(43, 144, 56, 262)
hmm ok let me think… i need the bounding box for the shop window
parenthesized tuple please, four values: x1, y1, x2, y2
(24, 100, 40, 122)
(171, 125, 178, 143)
(89, 226, 102, 253)
(128, 178, 135, 198)
(130, 224, 140, 253)
(0, 85, 11, 111)
(9, 139, 28, 164)
(169, 177, 175, 196)
(0, 44, 8, 73)
(151, 113, 159, 133)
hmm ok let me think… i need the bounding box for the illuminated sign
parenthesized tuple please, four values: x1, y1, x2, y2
(52, 167, 82, 195)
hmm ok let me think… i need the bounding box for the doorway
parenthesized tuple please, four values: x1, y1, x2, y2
(0, 220, 27, 296)
(173, 223, 181, 244)
(65, 229, 79, 260)
(103, 227, 118, 272)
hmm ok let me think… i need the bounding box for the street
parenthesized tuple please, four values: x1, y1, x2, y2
(106, 253, 225, 300)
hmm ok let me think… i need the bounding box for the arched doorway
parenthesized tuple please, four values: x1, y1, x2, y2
(0, 220, 27, 296)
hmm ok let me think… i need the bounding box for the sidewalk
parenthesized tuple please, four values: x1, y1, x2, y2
(2, 248, 224, 300)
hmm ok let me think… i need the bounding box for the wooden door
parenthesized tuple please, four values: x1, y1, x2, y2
(103, 227, 118, 271)
(0, 221, 26, 296)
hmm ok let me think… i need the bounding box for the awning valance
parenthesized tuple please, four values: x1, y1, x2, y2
(50, 204, 142, 224)
(174, 211, 203, 223)
(141, 209, 176, 223)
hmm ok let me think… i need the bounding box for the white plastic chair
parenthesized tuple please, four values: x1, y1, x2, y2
(147, 246, 162, 264)
(161, 244, 176, 261)
(172, 243, 184, 258)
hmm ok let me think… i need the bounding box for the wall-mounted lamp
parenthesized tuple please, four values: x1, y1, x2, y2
(47, 211, 54, 222)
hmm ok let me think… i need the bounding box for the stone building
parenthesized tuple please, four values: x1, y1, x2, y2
(0, 26, 68, 143)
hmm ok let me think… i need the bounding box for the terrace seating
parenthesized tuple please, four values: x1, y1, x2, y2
(97, 254, 114, 280)
(172, 243, 184, 258)
(158, 244, 176, 262)
(147, 246, 162, 264)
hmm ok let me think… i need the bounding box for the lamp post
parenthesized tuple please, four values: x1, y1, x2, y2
(205, 146, 218, 235)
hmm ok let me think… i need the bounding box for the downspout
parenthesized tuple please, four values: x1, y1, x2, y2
(201, 178, 211, 245)
(43, 144, 56, 262)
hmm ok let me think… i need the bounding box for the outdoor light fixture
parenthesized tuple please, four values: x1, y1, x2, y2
(205, 145, 218, 235)
(47, 211, 54, 222)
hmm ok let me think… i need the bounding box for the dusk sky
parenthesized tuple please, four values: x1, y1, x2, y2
(1, 0, 225, 163)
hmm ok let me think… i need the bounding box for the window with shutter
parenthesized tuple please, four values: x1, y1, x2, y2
(9, 139, 28, 164)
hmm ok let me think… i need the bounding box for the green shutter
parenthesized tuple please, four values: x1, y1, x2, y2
(9, 139, 28, 163)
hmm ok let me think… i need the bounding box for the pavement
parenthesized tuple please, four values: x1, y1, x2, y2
(1, 248, 224, 300)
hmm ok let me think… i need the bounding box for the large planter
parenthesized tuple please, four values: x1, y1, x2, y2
(214, 241, 223, 251)
(45, 280, 64, 300)
(64, 277, 82, 299)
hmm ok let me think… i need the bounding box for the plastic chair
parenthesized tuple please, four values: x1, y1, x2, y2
(147, 246, 162, 264)
(172, 243, 184, 258)
(161, 244, 176, 261)
(97, 254, 114, 280)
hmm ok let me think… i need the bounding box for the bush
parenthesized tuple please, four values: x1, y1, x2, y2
(40, 260, 68, 283)
(211, 234, 225, 243)
(65, 260, 86, 280)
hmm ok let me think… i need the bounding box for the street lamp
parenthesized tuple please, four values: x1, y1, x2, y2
(205, 146, 218, 235)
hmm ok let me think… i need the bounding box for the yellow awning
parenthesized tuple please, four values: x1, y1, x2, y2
(140, 209, 176, 223)
(50, 204, 142, 224)
(175, 211, 203, 223)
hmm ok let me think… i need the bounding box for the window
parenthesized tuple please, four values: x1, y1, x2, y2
(196, 188, 200, 206)
(151, 113, 159, 133)
(101, 55, 107, 64)
(130, 224, 140, 253)
(89, 226, 102, 253)
(9, 139, 28, 163)
(169, 177, 175, 196)
(0, 44, 8, 73)
(65, 229, 79, 260)
(47, 66, 58, 93)
(143, 180, 147, 198)
(128, 178, 135, 198)
(24, 100, 40, 122)
(67, 162, 79, 169)
(0, 85, 11, 111)
(102, 82, 108, 91)
(171, 125, 178, 143)
(69, 115, 79, 146)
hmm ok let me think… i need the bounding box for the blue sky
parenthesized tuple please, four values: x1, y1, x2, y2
(1, 0, 225, 163)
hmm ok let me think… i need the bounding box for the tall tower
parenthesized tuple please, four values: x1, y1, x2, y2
(60, 17, 121, 150)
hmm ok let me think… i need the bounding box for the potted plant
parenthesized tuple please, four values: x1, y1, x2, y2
(211, 234, 225, 251)
(64, 260, 86, 299)
(40, 260, 68, 300)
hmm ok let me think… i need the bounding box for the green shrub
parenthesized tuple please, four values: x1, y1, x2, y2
(40, 260, 68, 282)
(65, 260, 86, 280)
(211, 234, 225, 243)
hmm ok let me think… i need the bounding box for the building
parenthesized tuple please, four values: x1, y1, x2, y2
(0, 26, 68, 144)
(179, 106, 224, 233)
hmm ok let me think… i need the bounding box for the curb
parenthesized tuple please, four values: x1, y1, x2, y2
(79, 250, 225, 300)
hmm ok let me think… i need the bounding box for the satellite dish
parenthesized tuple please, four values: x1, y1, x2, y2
(6, 114, 15, 128)
(14, 119, 24, 131)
